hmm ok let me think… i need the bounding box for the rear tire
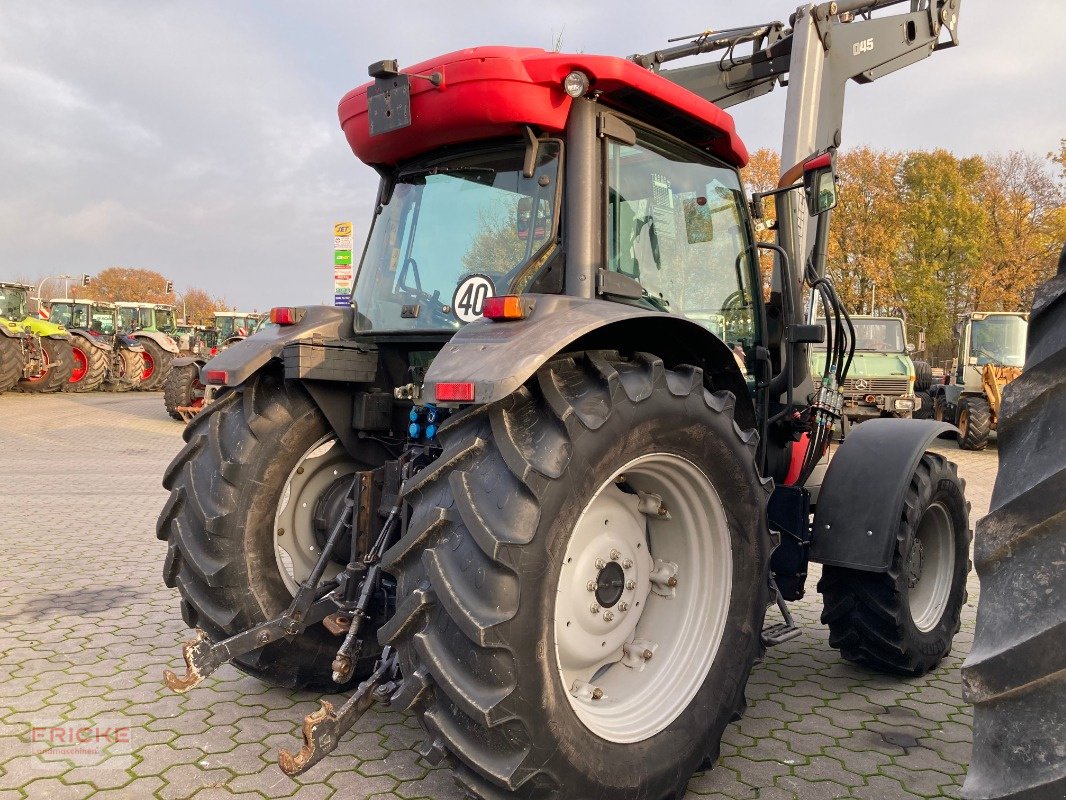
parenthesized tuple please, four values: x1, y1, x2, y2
(382, 351, 772, 800)
(913, 390, 933, 420)
(104, 349, 143, 392)
(138, 339, 172, 390)
(18, 337, 73, 393)
(819, 452, 971, 676)
(64, 337, 108, 393)
(958, 396, 992, 450)
(913, 360, 933, 392)
(158, 370, 383, 690)
(0, 335, 22, 393)
(962, 258, 1066, 800)
(163, 363, 204, 420)
(933, 392, 951, 423)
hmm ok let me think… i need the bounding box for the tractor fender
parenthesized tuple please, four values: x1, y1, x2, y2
(810, 419, 958, 571)
(202, 305, 353, 387)
(132, 330, 180, 355)
(172, 356, 205, 369)
(423, 294, 754, 428)
(69, 329, 113, 352)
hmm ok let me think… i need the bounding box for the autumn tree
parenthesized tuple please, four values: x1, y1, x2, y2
(92, 267, 176, 305)
(179, 287, 229, 325)
(741, 148, 781, 292)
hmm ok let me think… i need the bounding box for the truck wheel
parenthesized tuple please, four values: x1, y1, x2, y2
(64, 338, 108, 393)
(382, 351, 772, 800)
(0, 335, 22, 393)
(138, 339, 172, 391)
(163, 363, 204, 420)
(913, 360, 933, 392)
(958, 397, 992, 450)
(913, 390, 933, 420)
(18, 338, 73, 393)
(819, 452, 970, 676)
(962, 257, 1066, 800)
(158, 370, 383, 690)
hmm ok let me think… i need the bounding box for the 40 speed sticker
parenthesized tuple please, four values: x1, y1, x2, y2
(452, 274, 495, 323)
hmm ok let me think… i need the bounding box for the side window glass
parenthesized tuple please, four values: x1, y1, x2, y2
(606, 131, 759, 370)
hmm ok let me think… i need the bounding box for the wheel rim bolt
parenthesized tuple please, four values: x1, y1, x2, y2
(590, 604, 600, 614)
(595, 558, 606, 569)
(603, 611, 614, 622)
(257, 631, 270, 644)
(586, 580, 597, 592)
(667, 576, 678, 587)
(277, 528, 285, 536)
(615, 474, 626, 484)
(626, 580, 636, 590)
(592, 688, 604, 700)
(622, 559, 633, 570)
(296, 466, 304, 474)
(658, 506, 668, 517)
(643, 649, 654, 661)
(610, 549, 621, 561)
(618, 602, 629, 612)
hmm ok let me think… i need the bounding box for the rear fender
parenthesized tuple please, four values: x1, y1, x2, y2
(422, 294, 755, 429)
(70, 330, 112, 352)
(172, 356, 205, 369)
(201, 306, 354, 387)
(132, 330, 180, 354)
(810, 419, 959, 571)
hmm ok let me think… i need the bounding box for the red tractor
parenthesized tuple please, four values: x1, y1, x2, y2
(160, 2, 972, 797)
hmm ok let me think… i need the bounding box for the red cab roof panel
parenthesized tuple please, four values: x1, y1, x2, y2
(338, 47, 748, 168)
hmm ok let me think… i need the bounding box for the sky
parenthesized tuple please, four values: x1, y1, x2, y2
(1, 1, 1063, 311)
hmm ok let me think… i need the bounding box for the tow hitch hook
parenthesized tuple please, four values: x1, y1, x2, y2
(278, 646, 401, 776)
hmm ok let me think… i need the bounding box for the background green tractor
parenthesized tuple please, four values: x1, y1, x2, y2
(46, 298, 147, 392)
(811, 315, 920, 422)
(0, 282, 74, 393)
(115, 301, 180, 390)
(929, 311, 1028, 450)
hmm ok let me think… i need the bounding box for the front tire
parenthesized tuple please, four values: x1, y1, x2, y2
(157, 370, 383, 689)
(819, 452, 971, 676)
(163, 363, 204, 420)
(382, 351, 772, 800)
(64, 338, 108, 392)
(958, 396, 992, 450)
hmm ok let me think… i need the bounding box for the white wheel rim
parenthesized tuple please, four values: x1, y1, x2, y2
(273, 435, 357, 596)
(908, 501, 955, 632)
(553, 453, 732, 743)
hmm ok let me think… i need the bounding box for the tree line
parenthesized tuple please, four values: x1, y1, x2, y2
(35, 267, 232, 326)
(743, 143, 1065, 357)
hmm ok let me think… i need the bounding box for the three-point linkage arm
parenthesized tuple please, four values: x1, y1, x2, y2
(632, 0, 962, 393)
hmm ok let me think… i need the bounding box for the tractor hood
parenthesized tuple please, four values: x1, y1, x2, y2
(811, 351, 913, 379)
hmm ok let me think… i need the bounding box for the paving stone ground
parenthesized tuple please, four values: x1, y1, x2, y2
(0, 393, 998, 800)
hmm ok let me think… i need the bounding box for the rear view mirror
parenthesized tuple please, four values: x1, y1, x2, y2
(802, 151, 838, 216)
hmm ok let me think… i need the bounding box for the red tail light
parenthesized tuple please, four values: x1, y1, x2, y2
(205, 370, 229, 385)
(270, 307, 301, 325)
(209, 347, 218, 356)
(482, 295, 527, 321)
(435, 382, 475, 402)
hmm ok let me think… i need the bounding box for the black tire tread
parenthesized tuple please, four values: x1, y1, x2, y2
(381, 351, 770, 800)
(819, 452, 971, 676)
(959, 396, 992, 450)
(64, 337, 108, 393)
(0, 334, 23, 393)
(138, 338, 173, 391)
(962, 264, 1066, 800)
(164, 363, 201, 420)
(913, 360, 934, 392)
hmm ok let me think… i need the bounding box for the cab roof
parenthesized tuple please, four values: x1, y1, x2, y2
(339, 47, 747, 169)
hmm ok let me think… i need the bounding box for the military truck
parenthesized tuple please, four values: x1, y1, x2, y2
(930, 311, 1028, 450)
(812, 315, 919, 422)
(115, 301, 181, 390)
(0, 282, 74, 393)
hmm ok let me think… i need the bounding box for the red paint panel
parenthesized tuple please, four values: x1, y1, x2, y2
(338, 47, 747, 168)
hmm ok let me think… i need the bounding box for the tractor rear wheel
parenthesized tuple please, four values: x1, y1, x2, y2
(962, 257, 1066, 800)
(138, 339, 172, 390)
(913, 360, 933, 392)
(0, 335, 22, 393)
(104, 349, 144, 392)
(819, 452, 970, 676)
(64, 337, 108, 393)
(158, 370, 384, 689)
(164, 363, 204, 420)
(18, 337, 73, 393)
(958, 396, 992, 450)
(382, 351, 771, 800)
